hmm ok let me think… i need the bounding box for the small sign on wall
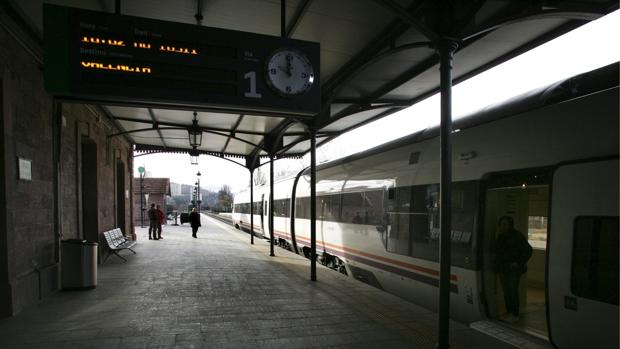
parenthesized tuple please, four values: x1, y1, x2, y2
(17, 157, 32, 181)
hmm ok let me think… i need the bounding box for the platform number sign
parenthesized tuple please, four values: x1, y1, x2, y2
(243, 71, 262, 99)
(43, 5, 320, 117)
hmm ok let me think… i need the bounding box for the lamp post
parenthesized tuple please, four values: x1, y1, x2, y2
(196, 171, 201, 213)
(139, 166, 145, 228)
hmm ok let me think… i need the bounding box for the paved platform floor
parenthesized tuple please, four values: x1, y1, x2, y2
(0, 214, 523, 348)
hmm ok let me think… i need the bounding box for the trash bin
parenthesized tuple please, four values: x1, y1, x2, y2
(61, 239, 98, 289)
(180, 212, 189, 224)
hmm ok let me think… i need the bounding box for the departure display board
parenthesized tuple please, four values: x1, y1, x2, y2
(43, 5, 320, 116)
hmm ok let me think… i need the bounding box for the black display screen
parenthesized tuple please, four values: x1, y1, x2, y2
(44, 4, 320, 116)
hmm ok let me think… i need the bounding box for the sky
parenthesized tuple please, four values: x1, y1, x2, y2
(134, 10, 620, 194)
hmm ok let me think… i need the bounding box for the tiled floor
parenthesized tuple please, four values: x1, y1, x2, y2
(0, 214, 520, 348)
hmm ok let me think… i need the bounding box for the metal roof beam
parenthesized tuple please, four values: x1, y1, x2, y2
(147, 108, 167, 148)
(286, 0, 312, 37)
(221, 114, 244, 154)
(321, 1, 428, 98)
(372, 0, 439, 41)
(316, 53, 437, 128)
(111, 116, 270, 136)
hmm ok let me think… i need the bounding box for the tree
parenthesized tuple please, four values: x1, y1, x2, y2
(217, 185, 234, 212)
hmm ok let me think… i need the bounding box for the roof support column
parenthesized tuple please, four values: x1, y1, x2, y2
(437, 38, 458, 349)
(269, 154, 275, 257)
(309, 128, 317, 281)
(250, 168, 255, 245)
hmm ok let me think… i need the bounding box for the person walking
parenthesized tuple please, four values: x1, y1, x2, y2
(495, 216, 533, 323)
(156, 204, 165, 240)
(189, 208, 201, 238)
(148, 203, 158, 240)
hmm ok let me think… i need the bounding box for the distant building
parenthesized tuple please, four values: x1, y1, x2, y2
(132, 177, 171, 227)
(170, 182, 182, 196)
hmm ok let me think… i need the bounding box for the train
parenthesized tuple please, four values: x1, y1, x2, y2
(232, 63, 619, 348)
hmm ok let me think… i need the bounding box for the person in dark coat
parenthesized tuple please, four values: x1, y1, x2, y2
(495, 216, 533, 323)
(148, 203, 158, 240)
(156, 204, 165, 240)
(189, 208, 201, 238)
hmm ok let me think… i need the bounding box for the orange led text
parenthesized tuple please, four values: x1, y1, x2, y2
(81, 36, 125, 47)
(159, 45, 198, 55)
(133, 42, 151, 49)
(81, 61, 152, 74)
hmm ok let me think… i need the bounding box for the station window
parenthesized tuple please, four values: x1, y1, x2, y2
(571, 216, 619, 305)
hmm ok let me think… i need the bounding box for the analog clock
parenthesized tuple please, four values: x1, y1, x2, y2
(265, 49, 314, 96)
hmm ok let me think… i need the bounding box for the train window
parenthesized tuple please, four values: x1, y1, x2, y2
(319, 194, 341, 222)
(362, 190, 383, 225)
(384, 181, 478, 269)
(234, 203, 251, 214)
(342, 192, 364, 223)
(253, 201, 262, 215)
(272, 199, 290, 217)
(295, 196, 310, 219)
(571, 216, 619, 305)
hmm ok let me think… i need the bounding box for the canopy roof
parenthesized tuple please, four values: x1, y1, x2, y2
(12, 0, 618, 169)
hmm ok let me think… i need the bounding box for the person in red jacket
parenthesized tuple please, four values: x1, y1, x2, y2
(156, 204, 165, 240)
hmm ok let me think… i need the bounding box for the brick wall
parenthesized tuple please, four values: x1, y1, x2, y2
(0, 4, 55, 316)
(60, 104, 134, 240)
(0, 4, 133, 316)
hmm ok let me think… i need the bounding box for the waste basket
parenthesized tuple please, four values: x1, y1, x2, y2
(61, 239, 98, 289)
(180, 212, 189, 224)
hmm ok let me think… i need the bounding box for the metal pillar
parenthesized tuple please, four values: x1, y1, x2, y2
(437, 38, 458, 349)
(310, 129, 317, 281)
(269, 155, 275, 257)
(140, 172, 145, 228)
(250, 168, 255, 245)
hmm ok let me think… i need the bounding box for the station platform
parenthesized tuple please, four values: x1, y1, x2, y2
(0, 214, 545, 348)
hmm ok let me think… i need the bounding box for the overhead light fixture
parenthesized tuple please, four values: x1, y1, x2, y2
(188, 111, 203, 147)
(189, 146, 199, 165)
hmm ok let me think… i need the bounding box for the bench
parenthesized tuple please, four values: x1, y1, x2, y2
(102, 228, 136, 263)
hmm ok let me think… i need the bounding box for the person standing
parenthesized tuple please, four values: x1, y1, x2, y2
(495, 216, 533, 323)
(189, 208, 201, 238)
(148, 203, 158, 240)
(156, 204, 165, 240)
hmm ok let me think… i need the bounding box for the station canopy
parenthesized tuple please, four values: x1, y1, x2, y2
(16, 0, 618, 168)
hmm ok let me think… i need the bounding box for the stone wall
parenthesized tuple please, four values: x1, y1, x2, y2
(60, 104, 134, 240)
(0, 4, 55, 316)
(0, 4, 133, 316)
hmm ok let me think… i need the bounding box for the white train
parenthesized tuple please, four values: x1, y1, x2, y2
(232, 64, 619, 348)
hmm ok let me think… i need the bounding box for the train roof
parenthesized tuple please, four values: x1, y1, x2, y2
(312, 62, 619, 174)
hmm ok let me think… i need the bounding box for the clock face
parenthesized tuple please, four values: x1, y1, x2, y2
(265, 49, 314, 96)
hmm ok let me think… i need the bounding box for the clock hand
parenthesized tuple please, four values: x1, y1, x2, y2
(286, 59, 292, 77)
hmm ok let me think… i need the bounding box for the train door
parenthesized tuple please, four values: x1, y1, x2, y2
(481, 170, 550, 338)
(547, 159, 618, 349)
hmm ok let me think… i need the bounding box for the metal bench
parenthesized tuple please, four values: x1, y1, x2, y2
(102, 228, 136, 263)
